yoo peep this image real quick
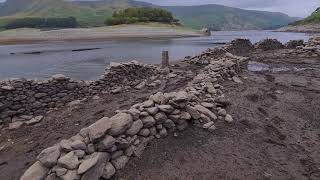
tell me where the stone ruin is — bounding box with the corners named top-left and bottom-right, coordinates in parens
top-left (254, 38), bottom-right (284, 51)
top-left (0, 61), bottom-right (159, 128)
top-left (20, 45), bottom-right (246, 180)
top-left (285, 40), bottom-right (305, 49)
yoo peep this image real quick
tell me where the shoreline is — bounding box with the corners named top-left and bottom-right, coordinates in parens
top-left (0, 24), bottom-right (203, 45)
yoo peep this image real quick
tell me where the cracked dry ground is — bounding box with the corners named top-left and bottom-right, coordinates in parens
top-left (1, 52), bottom-right (320, 180)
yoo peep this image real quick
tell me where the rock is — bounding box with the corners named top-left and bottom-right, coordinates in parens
top-left (102, 162), bottom-right (116, 179)
top-left (232, 76), bottom-right (243, 84)
top-left (127, 108), bottom-right (140, 120)
top-left (168, 73), bottom-right (177, 78)
top-left (139, 128), bottom-right (150, 137)
top-left (109, 113), bottom-right (133, 136)
top-left (8, 121), bottom-right (24, 130)
top-left (126, 119), bottom-right (143, 136)
top-left (58, 151), bottom-right (80, 170)
top-left (20, 161), bottom-right (49, 180)
top-left (208, 125), bottom-right (217, 132)
top-left (135, 81), bottom-right (146, 89)
top-left (194, 105), bottom-right (217, 120)
top-left (70, 140), bottom-right (87, 151)
top-left (159, 128), bottom-right (168, 137)
top-left (67, 100), bottom-right (81, 107)
top-left (78, 152), bottom-right (109, 176)
top-left (92, 95), bottom-right (100, 100)
top-left (142, 100), bottom-right (154, 108)
top-left (111, 155), bottom-right (129, 170)
top-left (98, 135), bottom-right (116, 150)
top-left (1, 85), bottom-right (15, 91)
top-left (141, 116), bottom-right (156, 128)
top-left (111, 150), bottom-right (124, 160)
top-left (218, 109), bottom-right (227, 117)
top-left (111, 87), bottom-right (122, 94)
top-left (163, 119), bottom-right (175, 129)
top-left (225, 114), bottom-right (234, 123)
top-left (180, 111), bottom-right (191, 120)
top-left (26, 116), bottom-right (44, 125)
top-left (37, 145), bottom-right (61, 167)
top-left (174, 91), bottom-right (189, 102)
top-left (53, 166), bottom-right (67, 176)
top-left (82, 117), bottom-right (112, 142)
top-left (133, 137), bottom-right (153, 157)
top-left (60, 170), bottom-right (80, 180)
top-left (203, 121), bottom-right (214, 129)
top-left (60, 140), bottom-right (72, 152)
top-left (177, 122), bottom-right (188, 131)
top-left (149, 92), bottom-right (166, 104)
top-left (158, 105), bottom-right (174, 113)
top-left (145, 107), bottom-right (159, 115)
top-left (201, 102), bottom-right (214, 108)
top-left (45, 173), bottom-right (59, 180)
top-left (186, 105), bottom-right (201, 119)
top-left (52, 74), bottom-right (67, 81)
top-left (154, 112), bottom-right (167, 124)
top-left (74, 150), bottom-right (85, 159)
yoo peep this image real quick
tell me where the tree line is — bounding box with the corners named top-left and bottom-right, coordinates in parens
top-left (4, 17), bottom-right (78, 29)
top-left (105, 7), bottom-right (179, 25)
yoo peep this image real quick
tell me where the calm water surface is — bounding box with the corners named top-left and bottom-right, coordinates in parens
top-left (0, 30), bottom-right (314, 80)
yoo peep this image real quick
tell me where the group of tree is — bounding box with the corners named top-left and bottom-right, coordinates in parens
top-left (4, 17), bottom-right (78, 29)
top-left (105, 7), bottom-right (179, 25)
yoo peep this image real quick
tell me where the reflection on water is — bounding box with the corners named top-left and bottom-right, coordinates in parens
top-left (0, 30), bottom-right (314, 80)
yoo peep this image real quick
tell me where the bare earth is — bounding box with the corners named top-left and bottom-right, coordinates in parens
top-left (0, 49), bottom-right (320, 180)
top-left (0, 24), bottom-right (202, 45)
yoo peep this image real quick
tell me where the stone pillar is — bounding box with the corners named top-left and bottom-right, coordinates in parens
top-left (162, 51), bottom-right (169, 68)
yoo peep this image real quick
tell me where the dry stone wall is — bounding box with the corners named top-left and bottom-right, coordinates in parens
top-left (20, 45), bottom-right (248, 180)
top-left (0, 61), bottom-right (158, 128)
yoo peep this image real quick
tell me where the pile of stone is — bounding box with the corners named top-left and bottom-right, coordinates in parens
top-left (308, 36), bottom-right (320, 46)
top-left (98, 61), bottom-right (158, 87)
top-left (21, 47), bottom-right (245, 180)
top-left (184, 39), bottom-right (252, 64)
top-left (0, 75), bottom-right (89, 128)
top-left (285, 40), bottom-right (305, 49)
top-left (254, 39), bottom-right (284, 51)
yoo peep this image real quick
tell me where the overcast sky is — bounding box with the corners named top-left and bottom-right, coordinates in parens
top-left (0, 0), bottom-right (319, 17)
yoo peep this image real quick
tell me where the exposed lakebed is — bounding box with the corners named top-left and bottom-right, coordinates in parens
top-left (0, 30), bottom-right (314, 80)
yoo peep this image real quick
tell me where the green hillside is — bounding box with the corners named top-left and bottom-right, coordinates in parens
top-left (163, 5), bottom-right (297, 30)
top-left (290, 7), bottom-right (320, 25)
top-left (0, 0), bottom-right (297, 30)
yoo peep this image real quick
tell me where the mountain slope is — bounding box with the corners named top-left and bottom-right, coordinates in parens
top-left (163, 5), bottom-right (297, 30)
top-left (0, 0), bottom-right (297, 30)
top-left (290, 7), bottom-right (320, 25)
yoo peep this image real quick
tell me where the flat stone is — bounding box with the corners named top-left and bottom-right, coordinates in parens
top-left (21, 161), bottom-right (49, 180)
top-left (58, 151), bottom-right (80, 170)
top-left (126, 120), bottom-right (143, 136)
top-left (109, 113), bottom-right (133, 136)
top-left (26, 116), bottom-right (44, 125)
top-left (52, 74), bottom-right (67, 81)
top-left (203, 121), bottom-right (214, 129)
top-left (37, 145), bottom-right (61, 167)
top-left (9, 121), bottom-right (24, 130)
top-left (145, 107), bottom-right (159, 115)
top-left (186, 105), bottom-right (201, 119)
top-left (111, 155), bottom-right (129, 170)
top-left (141, 116), bottom-right (156, 128)
top-left (60, 170), bottom-right (80, 180)
top-left (70, 140), bottom-right (87, 151)
top-left (78, 152), bottom-right (109, 175)
top-left (232, 76), bottom-right (244, 84)
top-left (81, 117), bottom-right (112, 142)
top-left (142, 100), bottom-right (154, 108)
top-left (201, 102), bottom-right (214, 108)
top-left (134, 81), bottom-right (146, 90)
top-left (111, 87), bottom-right (123, 94)
top-left (67, 100), bottom-right (81, 107)
top-left (195, 105), bottom-right (217, 120)
top-left (158, 105), bottom-right (174, 113)
top-left (102, 162), bottom-right (116, 179)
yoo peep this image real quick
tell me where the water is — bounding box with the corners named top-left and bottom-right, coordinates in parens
top-left (0, 30), bottom-right (314, 80)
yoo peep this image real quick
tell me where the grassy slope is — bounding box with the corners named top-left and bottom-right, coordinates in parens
top-left (291, 8), bottom-right (320, 25)
top-left (163, 5), bottom-right (296, 30)
top-left (0, 0), bottom-right (297, 30)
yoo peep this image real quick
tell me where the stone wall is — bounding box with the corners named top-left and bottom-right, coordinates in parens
top-left (254, 39), bottom-right (284, 50)
top-left (20, 47), bottom-right (247, 180)
top-left (0, 61), bottom-right (158, 128)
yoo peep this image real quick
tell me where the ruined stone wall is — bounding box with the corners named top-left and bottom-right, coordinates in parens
top-left (0, 61), bottom-right (158, 127)
top-left (20, 48), bottom-right (247, 180)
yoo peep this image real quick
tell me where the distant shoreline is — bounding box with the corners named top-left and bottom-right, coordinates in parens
top-left (0, 24), bottom-right (202, 45)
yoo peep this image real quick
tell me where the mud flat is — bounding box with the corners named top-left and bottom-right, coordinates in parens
top-left (0, 37), bottom-right (319, 180)
top-left (0, 24), bottom-right (202, 45)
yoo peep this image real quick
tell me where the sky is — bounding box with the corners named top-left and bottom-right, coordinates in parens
top-left (0, 0), bottom-right (319, 17)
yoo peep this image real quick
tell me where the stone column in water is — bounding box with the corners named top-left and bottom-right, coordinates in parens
top-left (162, 51), bottom-right (169, 68)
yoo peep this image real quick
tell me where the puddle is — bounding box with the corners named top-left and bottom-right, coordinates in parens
top-left (247, 61), bottom-right (313, 73)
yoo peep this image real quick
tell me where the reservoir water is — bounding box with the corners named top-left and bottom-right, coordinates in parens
top-left (0, 30), bottom-right (314, 80)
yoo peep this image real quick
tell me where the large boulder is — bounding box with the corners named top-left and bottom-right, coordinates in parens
top-left (81, 117), bottom-right (112, 142)
top-left (58, 151), bottom-right (80, 170)
top-left (79, 152), bottom-right (109, 180)
top-left (126, 119), bottom-right (143, 136)
top-left (109, 113), bottom-right (133, 136)
top-left (20, 161), bottom-right (49, 180)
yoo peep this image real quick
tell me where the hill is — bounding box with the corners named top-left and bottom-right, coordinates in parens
top-left (278, 7), bottom-right (320, 33)
top-left (163, 5), bottom-right (297, 30)
top-left (0, 0), bottom-right (297, 30)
